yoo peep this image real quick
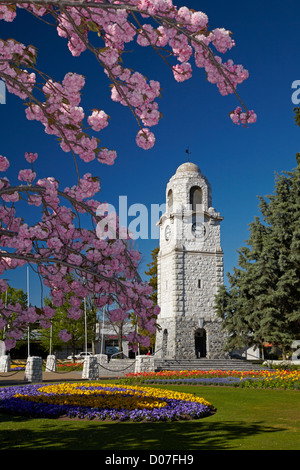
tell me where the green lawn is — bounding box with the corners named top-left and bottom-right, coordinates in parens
top-left (0, 384), bottom-right (299, 451)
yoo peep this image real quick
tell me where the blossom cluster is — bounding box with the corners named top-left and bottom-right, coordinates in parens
top-left (0, 36), bottom-right (116, 165)
top-left (26, 72), bottom-right (114, 164)
top-left (0, 0), bottom-right (256, 164)
top-left (230, 107), bottom-right (257, 126)
top-left (0, 152), bottom-right (158, 351)
top-left (0, 0), bottom-right (256, 352)
top-left (0, 382), bottom-right (215, 421)
top-left (0, 38), bottom-right (36, 99)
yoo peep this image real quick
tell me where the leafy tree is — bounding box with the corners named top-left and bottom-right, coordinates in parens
top-left (215, 154), bottom-right (300, 359)
top-left (0, 285), bottom-right (27, 348)
top-left (38, 293), bottom-right (99, 358)
top-left (0, 285), bottom-right (27, 312)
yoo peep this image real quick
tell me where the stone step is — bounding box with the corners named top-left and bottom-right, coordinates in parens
top-left (154, 359), bottom-right (267, 372)
top-left (95, 358), bottom-right (267, 377)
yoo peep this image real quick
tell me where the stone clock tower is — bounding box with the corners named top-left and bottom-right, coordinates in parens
top-left (155, 162), bottom-right (227, 359)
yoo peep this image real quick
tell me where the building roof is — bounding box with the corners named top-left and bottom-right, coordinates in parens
top-left (175, 162), bottom-right (201, 174)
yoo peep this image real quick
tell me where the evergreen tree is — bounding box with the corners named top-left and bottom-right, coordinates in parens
top-left (145, 246), bottom-right (159, 304)
top-left (215, 154), bottom-right (300, 359)
top-left (142, 246), bottom-right (159, 351)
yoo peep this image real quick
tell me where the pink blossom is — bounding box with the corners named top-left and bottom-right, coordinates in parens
top-left (177, 6), bottom-right (191, 25)
top-left (4, 338), bottom-right (16, 351)
top-left (25, 306), bottom-right (39, 323)
top-left (191, 11), bottom-right (208, 30)
top-left (98, 149), bottom-right (117, 165)
top-left (1, 191), bottom-right (19, 202)
top-left (136, 128), bottom-right (155, 150)
top-left (247, 110), bottom-right (257, 123)
top-left (67, 253), bottom-right (82, 265)
top-left (173, 62), bottom-right (192, 82)
top-left (230, 107), bottom-right (257, 126)
top-left (0, 155), bottom-right (9, 172)
top-left (69, 296), bottom-right (82, 308)
top-left (25, 152), bottom-right (38, 163)
top-left (0, 278), bottom-right (8, 293)
top-left (58, 329), bottom-right (72, 342)
top-left (18, 169), bottom-right (36, 183)
top-left (88, 110), bottom-right (109, 132)
top-left (0, 5), bottom-right (17, 22)
top-left (40, 320), bottom-right (51, 329)
top-left (43, 305), bottom-right (56, 318)
top-left (47, 237), bottom-right (64, 251)
top-left (67, 306), bottom-right (82, 320)
top-left (28, 195), bottom-right (42, 206)
top-left (137, 24), bottom-right (157, 46)
top-left (109, 308), bottom-right (128, 323)
top-left (153, 305), bottom-right (161, 316)
top-left (212, 28), bottom-right (235, 54)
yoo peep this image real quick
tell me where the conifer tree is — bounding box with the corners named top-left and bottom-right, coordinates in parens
top-left (145, 247), bottom-right (159, 305)
top-left (215, 154), bottom-right (300, 359)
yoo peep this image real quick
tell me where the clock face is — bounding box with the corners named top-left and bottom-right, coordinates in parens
top-left (192, 222), bottom-right (206, 238)
top-left (165, 225), bottom-right (171, 241)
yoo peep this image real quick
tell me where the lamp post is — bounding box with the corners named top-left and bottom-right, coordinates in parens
top-left (27, 266), bottom-right (30, 357)
top-left (84, 296), bottom-right (87, 354)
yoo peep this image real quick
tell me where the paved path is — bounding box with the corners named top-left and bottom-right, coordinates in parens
top-left (0, 370), bottom-right (119, 386)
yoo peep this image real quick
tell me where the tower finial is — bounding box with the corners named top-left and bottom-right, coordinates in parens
top-left (185, 147), bottom-right (191, 162)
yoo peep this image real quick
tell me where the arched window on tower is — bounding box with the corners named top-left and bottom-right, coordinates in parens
top-left (167, 189), bottom-right (173, 213)
top-left (190, 186), bottom-right (202, 211)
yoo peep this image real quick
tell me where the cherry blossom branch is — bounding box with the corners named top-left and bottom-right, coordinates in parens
top-left (0, 0), bottom-right (257, 351)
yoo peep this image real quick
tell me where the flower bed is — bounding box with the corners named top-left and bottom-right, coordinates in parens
top-left (57, 362), bottom-right (83, 371)
top-left (122, 369), bottom-right (300, 390)
top-left (0, 382), bottom-right (215, 422)
top-left (11, 365), bottom-right (25, 371)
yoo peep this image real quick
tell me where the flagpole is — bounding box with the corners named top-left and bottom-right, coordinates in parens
top-left (27, 266), bottom-right (30, 357)
top-left (101, 307), bottom-right (105, 353)
top-left (84, 296), bottom-right (87, 354)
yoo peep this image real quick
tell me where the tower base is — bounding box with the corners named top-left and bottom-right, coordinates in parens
top-left (155, 317), bottom-right (228, 360)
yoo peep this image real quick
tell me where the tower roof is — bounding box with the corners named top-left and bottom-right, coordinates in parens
top-left (175, 162), bottom-right (201, 174)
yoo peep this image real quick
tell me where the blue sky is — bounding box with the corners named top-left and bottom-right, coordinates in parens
top-left (1, 0), bottom-right (299, 306)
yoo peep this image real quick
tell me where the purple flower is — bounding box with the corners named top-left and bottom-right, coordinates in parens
top-left (0, 383), bottom-right (214, 422)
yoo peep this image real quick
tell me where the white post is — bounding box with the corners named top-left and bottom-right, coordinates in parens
top-left (135, 355), bottom-right (155, 374)
top-left (27, 266), bottom-right (30, 357)
top-left (46, 354), bottom-right (56, 372)
top-left (0, 355), bottom-right (10, 372)
top-left (101, 308), bottom-right (105, 353)
top-left (24, 356), bottom-right (43, 383)
top-left (84, 297), bottom-right (87, 354)
top-left (82, 356), bottom-right (99, 380)
top-left (49, 323), bottom-right (52, 356)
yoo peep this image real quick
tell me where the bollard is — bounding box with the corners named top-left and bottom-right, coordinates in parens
top-left (24, 356), bottom-right (43, 383)
top-left (0, 355), bottom-right (10, 372)
top-left (135, 355), bottom-right (155, 374)
top-left (46, 354), bottom-right (57, 372)
top-left (95, 354), bottom-right (108, 376)
top-left (82, 355), bottom-right (99, 380)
